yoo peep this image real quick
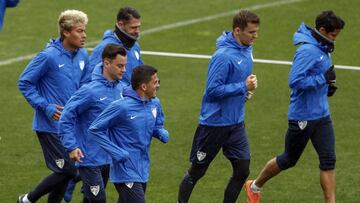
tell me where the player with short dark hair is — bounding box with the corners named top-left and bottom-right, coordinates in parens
top-left (59, 44), bottom-right (127, 203)
top-left (17, 9), bottom-right (90, 203)
top-left (89, 65), bottom-right (169, 203)
top-left (245, 10), bottom-right (345, 203)
top-left (90, 6), bottom-right (142, 86)
top-left (117, 6), bottom-right (141, 23)
top-left (178, 10), bottom-right (259, 203)
top-left (64, 7), bottom-right (144, 200)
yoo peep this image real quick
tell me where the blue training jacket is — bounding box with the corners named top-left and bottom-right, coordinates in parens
top-left (199, 31), bottom-right (253, 126)
top-left (89, 88), bottom-right (169, 183)
top-left (89, 30), bottom-right (143, 86)
top-left (0, 0), bottom-right (19, 31)
top-left (288, 23), bottom-right (332, 121)
top-left (58, 63), bottom-right (124, 166)
top-left (18, 38), bottom-right (91, 133)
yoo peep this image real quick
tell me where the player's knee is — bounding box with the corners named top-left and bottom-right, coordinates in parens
top-left (319, 155), bottom-right (336, 170)
top-left (233, 169), bottom-right (249, 182)
top-left (188, 163), bottom-right (209, 182)
top-left (231, 159), bottom-right (250, 181)
top-left (277, 154), bottom-right (298, 170)
top-left (283, 159), bottom-right (297, 169)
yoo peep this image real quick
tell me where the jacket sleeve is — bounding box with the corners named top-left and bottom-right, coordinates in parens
top-left (289, 50), bottom-right (327, 91)
top-left (152, 99), bottom-right (169, 143)
top-left (88, 102), bottom-right (129, 163)
top-left (18, 52), bottom-right (50, 111)
top-left (58, 86), bottom-right (93, 152)
top-left (206, 54), bottom-right (247, 99)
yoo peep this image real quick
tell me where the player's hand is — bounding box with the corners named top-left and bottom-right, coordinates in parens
top-left (246, 74), bottom-right (257, 91)
top-left (158, 128), bottom-right (169, 143)
top-left (69, 148), bottom-right (84, 162)
top-left (246, 91), bottom-right (254, 101)
top-left (51, 105), bottom-right (64, 121)
top-left (45, 104), bottom-right (64, 121)
top-left (327, 83), bottom-right (338, 97)
top-left (324, 65), bottom-right (336, 84)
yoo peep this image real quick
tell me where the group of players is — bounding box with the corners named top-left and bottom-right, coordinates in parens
top-left (17, 7), bottom-right (168, 203)
top-left (16, 5), bottom-right (345, 203)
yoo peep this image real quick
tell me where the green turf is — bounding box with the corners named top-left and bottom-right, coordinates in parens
top-left (1, 0), bottom-right (360, 202)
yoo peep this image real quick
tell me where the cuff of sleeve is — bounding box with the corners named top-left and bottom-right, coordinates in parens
top-left (38, 102), bottom-right (50, 111)
top-left (242, 83), bottom-right (247, 95)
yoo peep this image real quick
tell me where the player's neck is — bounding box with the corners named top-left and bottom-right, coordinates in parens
top-left (135, 89), bottom-right (151, 100)
top-left (62, 39), bottom-right (77, 53)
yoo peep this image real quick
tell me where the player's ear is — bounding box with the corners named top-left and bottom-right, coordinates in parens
top-left (63, 30), bottom-right (71, 38)
top-left (140, 83), bottom-right (147, 92)
top-left (233, 27), bottom-right (241, 34)
top-left (103, 59), bottom-right (110, 67)
top-left (318, 27), bottom-right (327, 35)
top-left (117, 20), bottom-right (125, 28)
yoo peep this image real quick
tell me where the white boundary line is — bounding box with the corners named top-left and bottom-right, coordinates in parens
top-left (0, 0), bottom-right (304, 66)
top-left (140, 50), bottom-right (360, 71)
top-left (140, 0), bottom-right (305, 35)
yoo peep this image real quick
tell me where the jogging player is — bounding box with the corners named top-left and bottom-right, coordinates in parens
top-left (59, 44), bottom-right (127, 203)
top-left (178, 10), bottom-right (259, 203)
top-left (17, 10), bottom-right (90, 203)
top-left (89, 65), bottom-right (169, 203)
top-left (90, 6), bottom-right (142, 86)
top-left (245, 10), bottom-right (345, 203)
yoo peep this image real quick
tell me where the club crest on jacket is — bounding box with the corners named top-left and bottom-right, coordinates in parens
top-left (79, 60), bottom-right (85, 71)
top-left (152, 107), bottom-right (157, 118)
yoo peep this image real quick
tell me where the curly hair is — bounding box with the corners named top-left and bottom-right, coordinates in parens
top-left (58, 9), bottom-right (88, 38)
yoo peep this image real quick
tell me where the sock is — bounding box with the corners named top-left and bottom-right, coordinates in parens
top-left (22, 194), bottom-right (31, 203)
top-left (250, 180), bottom-right (262, 193)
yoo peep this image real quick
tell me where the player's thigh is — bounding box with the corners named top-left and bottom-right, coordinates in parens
top-left (223, 122), bottom-right (250, 160)
top-left (36, 131), bottom-right (75, 173)
top-left (190, 125), bottom-right (230, 165)
top-left (99, 164), bottom-right (110, 188)
top-left (78, 166), bottom-right (106, 199)
top-left (310, 116), bottom-right (336, 168)
top-left (115, 182), bottom-right (146, 203)
top-left (283, 120), bottom-right (313, 159)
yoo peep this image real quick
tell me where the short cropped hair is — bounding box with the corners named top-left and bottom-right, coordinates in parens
top-left (131, 65), bottom-right (157, 90)
top-left (233, 10), bottom-right (260, 30)
top-left (117, 7), bottom-right (141, 22)
top-left (58, 10), bottom-right (88, 38)
top-left (315, 10), bottom-right (345, 32)
top-left (102, 44), bottom-right (127, 60)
